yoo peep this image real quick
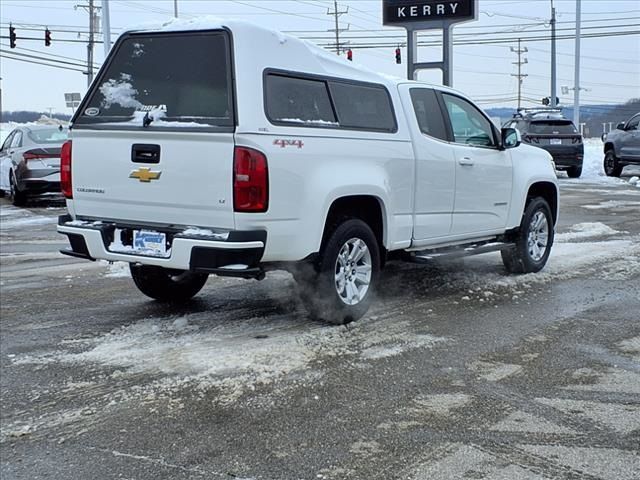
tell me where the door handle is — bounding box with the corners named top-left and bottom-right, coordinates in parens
top-left (131, 144), bottom-right (161, 163)
top-left (458, 157), bottom-right (475, 166)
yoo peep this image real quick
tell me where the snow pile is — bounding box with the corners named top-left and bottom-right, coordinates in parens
top-left (582, 200), bottom-right (640, 210)
top-left (555, 222), bottom-right (621, 242)
top-left (12, 313), bottom-right (448, 405)
top-left (103, 261), bottom-right (131, 278)
top-left (570, 138), bottom-right (640, 184)
top-left (180, 228), bottom-right (229, 240)
top-left (503, 239), bottom-right (639, 285)
top-left (1, 118), bottom-right (68, 145)
top-left (33, 115), bottom-right (67, 126)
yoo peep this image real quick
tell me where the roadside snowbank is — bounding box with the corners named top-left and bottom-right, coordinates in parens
top-left (569, 138), bottom-right (640, 185)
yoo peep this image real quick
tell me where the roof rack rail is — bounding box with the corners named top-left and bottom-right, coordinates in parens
top-left (512, 107), bottom-right (564, 119)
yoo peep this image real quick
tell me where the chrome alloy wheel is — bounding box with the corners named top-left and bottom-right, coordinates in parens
top-left (334, 237), bottom-right (372, 306)
top-left (527, 211), bottom-right (549, 261)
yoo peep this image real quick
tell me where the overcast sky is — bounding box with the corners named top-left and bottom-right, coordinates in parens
top-left (1, 0), bottom-right (639, 114)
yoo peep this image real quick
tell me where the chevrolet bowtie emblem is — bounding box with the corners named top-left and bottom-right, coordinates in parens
top-left (129, 167), bottom-right (161, 182)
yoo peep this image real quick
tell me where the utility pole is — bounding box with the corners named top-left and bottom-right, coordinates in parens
top-left (76, 0), bottom-right (99, 87)
top-left (550, 0), bottom-right (557, 107)
top-left (327, 0), bottom-right (348, 55)
top-left (174, 0), bottom-right (178, 18)
top-left (88, 0), bottom-right (95, 87)
top-left (573, 0), bottom-right (582, 126)
top-left (510, 39), bottom-right (528, 110)
top-left (102, 0), bottom-right (111, 57)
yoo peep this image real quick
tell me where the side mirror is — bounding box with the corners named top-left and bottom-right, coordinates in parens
top-left (501, 127), bottom-right (521, 149)
top-left (616, 122), bottom-right (626, 130)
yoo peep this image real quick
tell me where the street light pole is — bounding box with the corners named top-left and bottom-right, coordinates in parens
top-left (550, 0), bottom-right (557, 107)
top-left (102, 0), bottom-right (111, 57)
top-left (573, 0), bottom-right (582, 126)
top-left (87, 0), bottom-right (95, 87)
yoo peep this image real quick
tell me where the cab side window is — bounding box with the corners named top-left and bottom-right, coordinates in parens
top-left (442, 93), bottom-right (496, 147)
top-left (627, 115), bottom-right (639, 131)
top-left (409, 88), bottom-right (448, 141)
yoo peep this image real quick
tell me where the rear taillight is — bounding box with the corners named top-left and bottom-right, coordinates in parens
top-left (233, 146), bottom-right (268, 213)
top-left (60, 140), bottom-right (72, 198)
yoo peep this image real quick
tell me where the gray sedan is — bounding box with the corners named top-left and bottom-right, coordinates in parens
top-left (0, 125), bottom-right (68, 206)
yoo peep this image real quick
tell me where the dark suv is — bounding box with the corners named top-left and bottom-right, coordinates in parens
top-left (602, 112), bottom-right (640, 177)
top-left (504, 109), bottom-right (584, 178)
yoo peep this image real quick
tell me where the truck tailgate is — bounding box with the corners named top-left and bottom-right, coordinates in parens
top-left (71, 129), bottom-right (235, 229)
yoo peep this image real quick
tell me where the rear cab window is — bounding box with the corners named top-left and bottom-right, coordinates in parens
top-left (74, 30), bottom-right (234, 130)
top-left (409, 88), bottom-right (447, 141)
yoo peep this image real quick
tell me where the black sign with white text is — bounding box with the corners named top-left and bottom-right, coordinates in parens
top-left (383, 0), bottom-right (475, 25)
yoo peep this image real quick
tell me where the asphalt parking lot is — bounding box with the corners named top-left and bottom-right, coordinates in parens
top-left (1, 173), bottom-right (639, 480)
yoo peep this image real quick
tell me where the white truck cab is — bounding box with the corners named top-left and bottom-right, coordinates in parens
top-left (58, 18), bottom-right (559, 324)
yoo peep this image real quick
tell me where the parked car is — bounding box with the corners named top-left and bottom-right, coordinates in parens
top-left (0, 125), bottom-right (68, 205)
top-left (504, 109), bottom-right (584, 178)
top-left (57, 19), bottom-right (558, 324)
top-left (601, 112), bottom-right (640, 177)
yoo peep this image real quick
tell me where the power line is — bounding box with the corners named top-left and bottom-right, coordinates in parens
top-left (0, 47), bottom-right (88, 68)
top-left (8, 44), bottom-right (100, 66)
top-left (313, 30), bottom-right (639, 49)
top-left (0, 52), bottom-right (87, 72)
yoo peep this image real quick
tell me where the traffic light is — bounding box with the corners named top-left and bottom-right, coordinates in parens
top-left (45, 28), bottom-right (51, 47)
top-left (9, 24), bottom-right (17, 49)
top-left (395, 47), bottom-right (401, 64)
top-left (346, 49), bottom-right (353, 61)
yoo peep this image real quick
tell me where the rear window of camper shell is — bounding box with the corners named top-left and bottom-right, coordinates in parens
top-left (74, 31), bottom-right (234, 129)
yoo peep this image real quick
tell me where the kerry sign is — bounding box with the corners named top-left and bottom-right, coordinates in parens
top-left (382, 0), bottom-right (478, 85)
top-left (383, 0), bottom-right (477, 27)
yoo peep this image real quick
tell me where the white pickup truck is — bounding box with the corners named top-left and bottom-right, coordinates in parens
top-left (58, 18), bottom-right (559, 324)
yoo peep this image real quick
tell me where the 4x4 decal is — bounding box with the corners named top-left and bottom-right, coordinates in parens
top-left (274, 139), bottom-right (304, 149)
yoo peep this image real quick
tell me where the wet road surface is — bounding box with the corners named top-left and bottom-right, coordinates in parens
top-left (1, 175), bottom-right (639, 480)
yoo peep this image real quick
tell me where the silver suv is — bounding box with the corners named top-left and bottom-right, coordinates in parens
top-left (602, 112), bottom-right (640, 177)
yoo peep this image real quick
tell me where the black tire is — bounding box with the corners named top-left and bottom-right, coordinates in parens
top-left (9, 174), bottom-right (27, 207)
top-left (604, 150), bottom-right (622, 177)
top-left (0, 189), bottom-right (5, 198)
top-left (129, 264), bottom-right (208, 303)
top-left (566, 166), bottom-right (582, 178)
top-left (501, 197), bottom-right (554, 274)
top-left (294, 218), bottom-right (380, 325)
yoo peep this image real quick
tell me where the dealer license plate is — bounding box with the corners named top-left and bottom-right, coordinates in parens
top-left (550, 138), bottom-right (562, 145)
top-left (133, 230), bottom-right (167, 256)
